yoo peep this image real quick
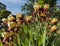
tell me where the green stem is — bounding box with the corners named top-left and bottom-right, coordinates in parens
top-left (43, 23), bottom-right (47, 46)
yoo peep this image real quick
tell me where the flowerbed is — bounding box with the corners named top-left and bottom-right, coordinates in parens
top-left (0, 2), bottom-right (60, 46)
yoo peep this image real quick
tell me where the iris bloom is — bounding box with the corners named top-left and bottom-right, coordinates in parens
top-left (8, 14), bottom-right (15, 21)
top-left (33, 2), bottom-right (40, 12)
top-left (40, 13), bottom-right (46, 17)
top-left (50, 25), bottom-right (57, 32)
top-left (2, 32), bottom-right (6, 37)
top-left (51, 18), bottom-right (58, 24)
top-left (2, 18), bottom-right (8, 24)
top-left (8, 22), bottom-right (16, 28)
top-left (16, 13), bottom-right (22, 18)
top-left (44, 4), bottom-right (50, 10)
top-left (2, 32), bottom-right (9, 38)
top-left (24, 16), bottom-right (32, 22)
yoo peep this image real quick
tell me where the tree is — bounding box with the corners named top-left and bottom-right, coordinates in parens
top-left (38, 0), bottom-right (57, 7)
top-left (21, 0), bottom-right (36, 15)
top-left (0, 10), bottom-right (11, 18)
top-left (21, 0), bottom-right (57, 15)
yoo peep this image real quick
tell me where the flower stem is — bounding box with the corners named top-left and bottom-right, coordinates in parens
top-left (43, 23), bottom-right (47, 46)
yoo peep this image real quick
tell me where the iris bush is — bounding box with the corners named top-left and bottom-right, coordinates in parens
top-left (0, 2), bottom-right (60, 46)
